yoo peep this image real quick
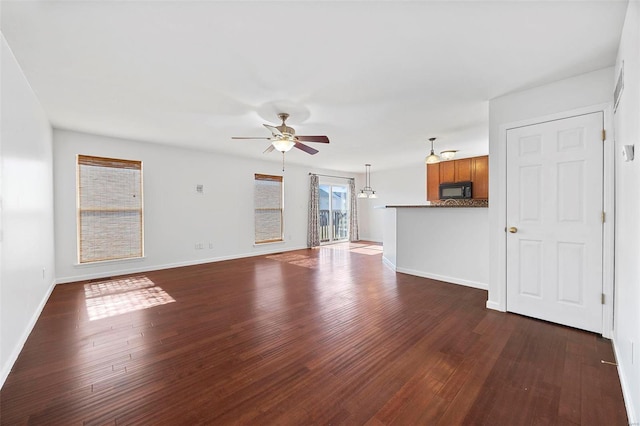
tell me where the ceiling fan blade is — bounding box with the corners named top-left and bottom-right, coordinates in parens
top-left (263, 144), bottom-right (275, 154)
top-left (294, 141), bottom-right (319, 155)
top-left (232, 137), bottom-right (271, 140)
top-left (295, 135), bottom-right (330, 143)
top-left (263, 124), bottom-right (283, 137)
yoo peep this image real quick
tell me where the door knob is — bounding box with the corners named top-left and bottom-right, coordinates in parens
top-left (509, 227), bottom-right (518, 233)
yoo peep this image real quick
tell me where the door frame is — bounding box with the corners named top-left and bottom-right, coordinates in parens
top-left (489, 103), bottom-right (614, 338)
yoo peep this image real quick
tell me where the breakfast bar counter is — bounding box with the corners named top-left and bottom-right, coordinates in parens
top-left (383, 202), bottom-right (489, 290)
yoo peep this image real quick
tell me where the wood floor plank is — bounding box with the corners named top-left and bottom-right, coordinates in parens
top-left (0, 244), bottom-right (628, 425)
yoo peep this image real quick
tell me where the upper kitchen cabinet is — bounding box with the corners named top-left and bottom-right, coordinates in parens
top-left (439, 161), bottom-right (455, 184)
top-left (426, 163), bottom-right (440, 201)
top-left (455, 158), bottom-right (472, 182)
top-left (471, 156), bottom-right (488, 199)
top-left (426, 155), bottom-right (489, 200)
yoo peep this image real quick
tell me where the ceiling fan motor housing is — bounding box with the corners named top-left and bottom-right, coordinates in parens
top-left (276, 125), bottom-right (296, 136)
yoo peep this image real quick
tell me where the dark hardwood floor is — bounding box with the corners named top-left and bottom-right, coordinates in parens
top-left (1, 243), bottom-right (628, 425)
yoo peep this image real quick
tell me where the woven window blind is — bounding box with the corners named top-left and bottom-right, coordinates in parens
top-left (254, 174), bottom-right (283, 244)
top-left (77, 155), bottom-right (143, 263)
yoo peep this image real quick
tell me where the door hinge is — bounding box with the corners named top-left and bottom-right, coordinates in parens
top-left (601, 211), bottom-right (606, 223)
top-left (602, 129), bottom-right (606, 141)
top-left (601, 293), bottom-right (605, 305)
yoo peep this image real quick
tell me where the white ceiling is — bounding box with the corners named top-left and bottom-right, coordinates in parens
top-left (1, 1), bottom-right (627, 172)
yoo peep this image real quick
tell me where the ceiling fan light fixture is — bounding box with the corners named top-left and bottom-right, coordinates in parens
top-left (440, 150), bottom-right (458, 161)
top-left (271, 138), bottom-right (296, 152)
top-left (357, 190), bottom-right (368, 199)
top-left (425, 137), bottom-right (441, 164)
top-left (369, 191), bottom-right (378, 199)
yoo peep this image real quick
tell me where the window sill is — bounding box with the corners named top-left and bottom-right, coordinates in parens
top-left (253, 240), bottom-right (285, 247)
top-left (74, 256), bottom-right (145, 268)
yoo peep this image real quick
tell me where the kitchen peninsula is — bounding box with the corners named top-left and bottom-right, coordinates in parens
top-left (383, 155), bottom-right (490, 290)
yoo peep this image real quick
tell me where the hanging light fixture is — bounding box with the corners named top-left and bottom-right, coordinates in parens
top-left (425, 137), bottom-right (440, 164)
top-left (271, 137), bottom-right (296, 152)
top-left (440, 150), bottom-right (458, 161)
top-left (358, 164), bottom-right (377, 198)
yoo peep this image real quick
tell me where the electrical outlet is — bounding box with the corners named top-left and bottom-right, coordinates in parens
top-left (195, 243), bottom-right (204, 250)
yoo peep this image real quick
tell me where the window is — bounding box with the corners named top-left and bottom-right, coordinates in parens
top-left (77, 155), bottom-right (143, 263)
top-left (254, 174), bottom-right (283, 244)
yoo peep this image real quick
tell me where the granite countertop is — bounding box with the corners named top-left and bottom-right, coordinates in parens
top-left (386, 199), bottom-right (488, 208)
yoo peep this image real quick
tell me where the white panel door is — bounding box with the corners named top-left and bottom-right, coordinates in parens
top-left (506, 112), bottom-right (603, 333)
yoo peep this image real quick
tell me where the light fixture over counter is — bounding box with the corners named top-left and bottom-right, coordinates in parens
top-left (440, 150), bottom-right (458, 161)
top-left (425, 137), bottom-right (440, 164)
top-left (425, 137), bottom-right (458, 163)
top-left (358, 164), bottom-right (377, 199)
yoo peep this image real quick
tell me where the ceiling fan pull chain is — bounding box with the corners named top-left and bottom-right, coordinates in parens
top-left (282, 152), bottom-right (285, 172)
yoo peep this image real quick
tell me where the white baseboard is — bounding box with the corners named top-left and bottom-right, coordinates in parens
top-left (0, 279), bottom-right (56, 389)
top-left (612, 335), bottom-right (638, 425)
top-left (55, 245), bottom-right (308, 284)
top-left (395, 267), bottom-right (488, 290)
top-left (485, 300), bottom-right (505, 312)
top-left (382, 256), bottom-right (396, 271)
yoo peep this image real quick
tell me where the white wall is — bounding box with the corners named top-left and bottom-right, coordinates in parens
top-left (53, 129), bottom-right (359, 283)
top-left (612, 1), bottom-right (640, 421)
top-left (358, 163), bottom-right (426, 242)
top-left (487, 67), bottom-right (614, 311)
top-left (394, 207), bottom-right (489, 289)
top-left (0, 35), bottom-right (56, 386)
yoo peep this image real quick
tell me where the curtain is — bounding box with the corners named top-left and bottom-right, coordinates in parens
top-left (349, 178), bottom-right (359, 242)
top-left (307, 174), bottom-right (320, 247)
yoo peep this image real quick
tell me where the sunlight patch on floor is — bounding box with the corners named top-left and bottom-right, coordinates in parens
top-left (266, 243), bottom-right (383, 270)
top-left (320, 242), bottom-right (383, 255)
top-left (266, 253), bottom-right (318, 269)
top-left (84, 276), bottom-right (175, 321)
top-left (265, 253), bottom-right (309, 263)
top-left (350, 247), bottom-right (383, 255)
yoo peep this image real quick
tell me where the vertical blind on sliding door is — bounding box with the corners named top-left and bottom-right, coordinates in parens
top-left (254, 174), bottom-right (283, 244)
top-left (77, 155), bottom-right (143, 263)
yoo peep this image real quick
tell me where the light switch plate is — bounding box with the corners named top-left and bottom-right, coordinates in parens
top-left (622, 145), bottom-right (634, 162)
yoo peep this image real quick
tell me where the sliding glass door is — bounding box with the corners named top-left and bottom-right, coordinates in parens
top-left (319, 183), bottom-right (349, 244)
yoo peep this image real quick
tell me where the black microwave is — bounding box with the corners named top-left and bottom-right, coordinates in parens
top-left (439, 181), bottom-right (472, 199)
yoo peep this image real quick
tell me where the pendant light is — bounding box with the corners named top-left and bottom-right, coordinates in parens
top-left (425, 137), bottom-right (440, 164)
top-left (358, 164), bottom-right (377, 198)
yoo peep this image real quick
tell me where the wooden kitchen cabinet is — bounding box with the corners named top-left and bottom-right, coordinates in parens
top-left (472, 155), bottom-right (489, 199)
top-left (439, 161), bottom-right (455, 183)
top-left (426, 155), bottom-right (489, 201)
top-left (455, 158), bottom-right (472, 182)
top-left (426, 163), bottom-right (440, 201)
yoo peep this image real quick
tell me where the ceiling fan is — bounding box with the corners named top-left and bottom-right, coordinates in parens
top-left (232, 113), bottom-right (330, 155)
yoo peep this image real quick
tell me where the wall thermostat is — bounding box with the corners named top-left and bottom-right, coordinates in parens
top-left (622, 145), bottom-right (634, 162)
